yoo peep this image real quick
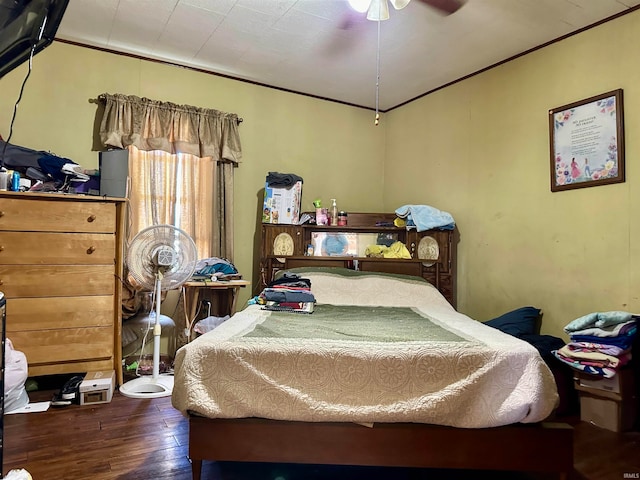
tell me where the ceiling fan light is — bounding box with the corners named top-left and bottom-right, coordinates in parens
top-left (367, 0), bottom-right (389, 21)
top-left (389, 0), bottom-right (411, 10)
top-left (347, 0), bottom-right (371, 13)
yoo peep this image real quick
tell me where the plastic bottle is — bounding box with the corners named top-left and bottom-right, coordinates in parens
top-left (330, 198), bottom-right (338, 226)
top-left (0, 168), bottom-right (8, 191)
top-left (11, 171), bottom-right (20, 192)
top-left (338, 211), bottom-right (348, 226)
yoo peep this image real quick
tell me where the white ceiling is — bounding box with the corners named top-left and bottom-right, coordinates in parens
top-left (55, 0), bottom-right (640, 111)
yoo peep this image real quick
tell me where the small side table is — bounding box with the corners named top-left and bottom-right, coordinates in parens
top-left (182, 279), bottom-right (251, 341)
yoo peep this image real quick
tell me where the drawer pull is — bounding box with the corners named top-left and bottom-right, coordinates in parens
top-left (0, 279), bottom-right (3, 285)
top-left (87, 214), bottom-right (97, 222)
top-left (0, 211), bottom-right (4, 217)
top-left (87, 246), bottom-right (96, 254)
top-left (0, 245), bottom-right (4, 252)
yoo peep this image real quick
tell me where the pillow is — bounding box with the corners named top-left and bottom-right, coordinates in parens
top-left (484, 306), bottom-right (541, 337)
top-left (273, 267), bottom-right (438, 308)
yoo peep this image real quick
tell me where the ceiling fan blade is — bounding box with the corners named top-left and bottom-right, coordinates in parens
top-left (417, 0), bottom-right (465, 15)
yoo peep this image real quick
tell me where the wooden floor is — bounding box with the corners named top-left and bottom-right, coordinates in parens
top-left (3, 387), bottom-right (639, 480)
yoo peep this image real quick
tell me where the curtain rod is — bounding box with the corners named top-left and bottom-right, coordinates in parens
top-left (93, 95), bottom-right (243, 125)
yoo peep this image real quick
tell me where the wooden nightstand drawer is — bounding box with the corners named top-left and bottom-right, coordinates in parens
top-left (0, 231), bottom-right (115, 264)
top-left (0, 197), bottom-right (116, 233)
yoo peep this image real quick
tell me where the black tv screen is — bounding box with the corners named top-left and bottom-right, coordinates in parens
top-left (0, 0), bottom-right (69, 79)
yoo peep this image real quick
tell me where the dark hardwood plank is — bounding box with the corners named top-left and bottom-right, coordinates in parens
top-left (3, 389), bottom-right (639, 480)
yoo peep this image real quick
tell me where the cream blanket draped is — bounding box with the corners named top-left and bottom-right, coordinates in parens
top-left (173, 270), bottom-right (559, 428)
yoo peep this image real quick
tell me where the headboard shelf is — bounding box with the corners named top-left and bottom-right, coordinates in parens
top-left (260, 212), bottom-right (457, 307)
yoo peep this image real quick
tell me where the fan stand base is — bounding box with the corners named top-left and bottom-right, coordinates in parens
top-left (119, 374), bottom-right (174, 399)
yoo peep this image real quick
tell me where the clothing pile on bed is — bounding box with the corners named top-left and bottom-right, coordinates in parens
top-left (259, 272), bottom-right (315, 314)
top-left (552, 311), bottom-right (638, 378)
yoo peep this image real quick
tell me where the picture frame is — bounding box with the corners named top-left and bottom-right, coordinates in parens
top-left (549, 89), bottom-right (624, 192)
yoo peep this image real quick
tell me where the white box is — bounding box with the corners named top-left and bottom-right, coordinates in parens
top-left (575, 368), bottom-right (634, 395)
top-left (578, 374), bottom-right (621, 394)
top-left (80, 370), bottom-right (115, 405)
top-left (262, 181), bottom-right (302, 225)
top-left (579, 393), bottom-right (636, 432)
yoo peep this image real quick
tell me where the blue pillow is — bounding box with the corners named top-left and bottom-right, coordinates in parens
top-left (484, 306), bottom-right (541, 337)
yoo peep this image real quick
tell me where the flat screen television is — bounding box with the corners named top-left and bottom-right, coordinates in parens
top-left (0, 0), bottom-right (69, 79)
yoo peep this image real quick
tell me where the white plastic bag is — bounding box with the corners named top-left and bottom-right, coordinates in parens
top-left (194, 315), bottom-right (230, 335)
top-left (4, 338), bottom-right (29, 413)
top-left (5, 469), bottom-right (32, 480)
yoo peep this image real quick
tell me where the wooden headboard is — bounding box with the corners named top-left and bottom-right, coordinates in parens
top-left (260, 212), bottom-right (457, 307)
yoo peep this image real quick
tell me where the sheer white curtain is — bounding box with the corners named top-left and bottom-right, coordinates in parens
top-left (127, 146), bottom-right (215, 256)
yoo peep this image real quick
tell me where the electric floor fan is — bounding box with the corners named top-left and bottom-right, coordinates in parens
top-left (119, 224), bottom-right (197, 399)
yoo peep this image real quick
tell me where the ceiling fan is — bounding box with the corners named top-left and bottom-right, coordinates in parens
top-left (348, 0), bottom-right (465, 21)
top-left (341, 0), bottom-right (466, 125)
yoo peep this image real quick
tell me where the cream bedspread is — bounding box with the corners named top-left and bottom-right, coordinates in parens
top-left (172, 270), bottom-right (559, 428)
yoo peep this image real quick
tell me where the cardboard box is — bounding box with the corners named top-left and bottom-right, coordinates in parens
top-left (80, 370), bottom-right (115, 405)
top-left (262, 181), bottom-right (302, 225)
top-left (574, 368), bottom-right (634, 395)
top-left (579, 393), bottom-right (636, 432)
top-left (577, 373), bottom-right (622, 394)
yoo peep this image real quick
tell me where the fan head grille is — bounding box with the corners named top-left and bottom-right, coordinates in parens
top-left (126, 225), bottom-right (198, 291)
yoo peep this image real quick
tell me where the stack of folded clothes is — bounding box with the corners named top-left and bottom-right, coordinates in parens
top-left (552, 311), bottom-right (638, 378)
top-left (260, 272), bottom-right (316, 314)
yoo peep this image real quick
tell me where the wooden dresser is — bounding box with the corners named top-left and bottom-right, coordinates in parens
top-left (260, 212), bottom-right (457, 307)
top-left (0, 192), bottom-right (126, 385)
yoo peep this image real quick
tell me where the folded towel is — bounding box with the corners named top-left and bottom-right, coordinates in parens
top-left (558, 345), bottom-right (623, 368)
top-left (564, 311), bottom-right (634, 333)
top-left (570, 332), bottom-right (636, 350)
top-left (564, 341), bottom-right (628, 357)
top-left (261, 288), bottom-right (315, 304)
top-left (263, 301), bottom-right (315, 314)
top-left (568, 320), bottom-right (636, 338)
top-left (395, 204), bottom-right (455, 232)
top-left (552, 350), bottom-right (617, 378)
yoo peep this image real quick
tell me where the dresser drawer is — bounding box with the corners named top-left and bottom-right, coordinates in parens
top-left (29, 359), bottom-right (116, 378)
top-left (0, 231), bottom-right (115, 264)
top-left (6, 296), bottom-right (114, 331)
top-left (9, 326), bottom-right (114, 365)
top-left (0, 197), bottom-right (116, 233)
top-left (0, 265), bottom-right (115, 297)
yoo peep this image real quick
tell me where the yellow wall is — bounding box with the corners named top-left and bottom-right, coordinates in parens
top-left (384, 10), bottom-right (640, 338)
top-left (1, 9), bottom-right (639, 340)
top-left (0, 42), bottom-right (386, 306)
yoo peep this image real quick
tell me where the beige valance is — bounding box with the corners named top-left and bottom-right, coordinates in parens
top-left (98, 93), bottom-right (242, 163)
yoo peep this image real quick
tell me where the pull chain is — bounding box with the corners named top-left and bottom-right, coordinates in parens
top-left (375, 17), bottom-right (381, 126)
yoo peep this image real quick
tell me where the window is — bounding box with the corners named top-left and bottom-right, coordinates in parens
top-left (127, 146), bottom-right (214, 257)
top-left (98, 93), bottom-right (242, 260)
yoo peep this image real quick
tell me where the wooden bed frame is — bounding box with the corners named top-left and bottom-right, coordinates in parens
top-left (186, 221), bottom-right (575, 479)
top-left (188, 417), bottom-right (574, 480)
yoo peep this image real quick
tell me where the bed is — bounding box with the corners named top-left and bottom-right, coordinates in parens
top-left (172, 267), bottom-right (574, 480)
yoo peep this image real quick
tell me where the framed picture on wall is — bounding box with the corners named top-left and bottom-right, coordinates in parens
top-left (549, 89), bottom-right (624, 192)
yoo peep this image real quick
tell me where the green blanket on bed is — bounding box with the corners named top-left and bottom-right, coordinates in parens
top-left (244, 304), bottom-right (465, 342)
